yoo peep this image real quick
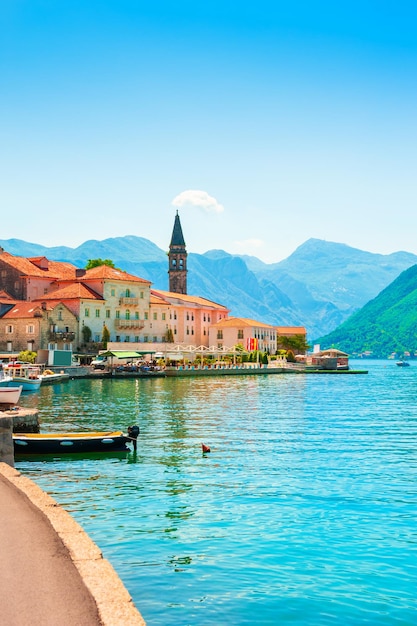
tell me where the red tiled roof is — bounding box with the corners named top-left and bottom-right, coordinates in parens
top-left (82, 265), bottom-right (151, 284)
top-left (276, 326), bottom-right (307, 335)
top-left (33, 283), bottom-right (103, 301)
top-left (212, 316), bottom-right (276, 329)
top-left (152, 289), bottom-right (229, 311)
top-left (0, 251), bottom-right (77, 280)
top-left (2, 302), bottom-right (48, 318)
top-left (0, 290), bottom-right (15, 301)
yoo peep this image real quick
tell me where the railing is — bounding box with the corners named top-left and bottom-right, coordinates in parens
top-left (48, 331), bottom-right (76, 341)
top-left (119, 297), bottom-right (139, 306)
top-left (114, 319), bottom-right (145, 329)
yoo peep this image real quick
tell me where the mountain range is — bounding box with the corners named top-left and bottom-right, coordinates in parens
top-left (1, 236), bottom-right (416, 340)
top-left (317, 263), bottom-right (417, 358)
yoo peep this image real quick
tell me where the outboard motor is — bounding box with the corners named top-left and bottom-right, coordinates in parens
top-left (127, 425), bottom-right (140, 451)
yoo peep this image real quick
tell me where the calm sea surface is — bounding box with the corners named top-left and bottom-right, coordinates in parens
top-left (17, 361), bottom-right (417, 625)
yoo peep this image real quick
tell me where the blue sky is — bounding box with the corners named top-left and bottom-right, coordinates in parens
top-left (1, 1), bottom-right (416, 263)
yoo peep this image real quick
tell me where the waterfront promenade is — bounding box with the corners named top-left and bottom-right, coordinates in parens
top-left (0, 462), bottom-right (145, 626)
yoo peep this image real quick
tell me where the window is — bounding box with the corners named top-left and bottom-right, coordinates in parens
top-left (144, 312), bottom-right (148, 320)
top-left (172, 259), bottom-right (176, 267)
top-left (217, 330), bottom-right (223, 339)
top-left (26, 324), bottom-right (35, 334)
top-left (111, 289), bottom-right (115, 297)
top-left (179, 259), bottom-right (183, 267)
top-left (95, 334), bottom-right (100, 342)
top-left (186, 326), bottom-right (189, 335)
top-left (186, 313), bottom-right (189, 320)
top-left (191, 328), bottom-right (194, 335)
top-left (134, 336), bottom-right (139, 342)
top-left (203, 329), bottom-right (206, 335)
top-left (238, 330), bottom-right (244, 339)
top-left (85, 308), bottom-right (90, 317)
top-left (144, 335), bottom-right (148, 342)
top-left (140, 292), bottom-right (144, 299)
top-left (126, 310), bottom-right (130, 320)
top-left (58, 310), bottom-right (63, 320)
top-left (126, 288), bottom-right (130, 297)
top-left (6, 325), bottom-right (13, 334)
top-left (174, 312), bottom-right (177, 320)
top-left (153, 336), bottom-right (157, 342)
top-left (153, 312), bottom-right (157, 320)
top-left (116, 335), bottom-right (121, 342)
top-left (116, 310), bottom-right (120, 319)
top-left (95, 309), bottom-right (100, 318)
top-left (162, 313), bottom-right (166, 321)
top-left (208, 315), bottom-right (211, 322)
top-left (125, 336), bottom-right (130, 342)
top-left (106, 309), bottom-right (110, 318)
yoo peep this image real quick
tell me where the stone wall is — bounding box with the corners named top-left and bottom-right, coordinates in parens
top-left (0, 416), bottom-right (14, 466)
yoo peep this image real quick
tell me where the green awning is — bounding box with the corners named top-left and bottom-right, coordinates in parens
top-left (99, 351), bottom-right (143, 359)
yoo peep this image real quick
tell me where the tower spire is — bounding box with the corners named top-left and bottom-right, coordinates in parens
top-left (168, 211), bottom-right (187, 294)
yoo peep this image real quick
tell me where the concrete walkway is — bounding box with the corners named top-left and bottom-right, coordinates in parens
top-left (0, 463), bottom-right (145, 625)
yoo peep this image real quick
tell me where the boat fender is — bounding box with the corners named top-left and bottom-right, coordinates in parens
top-left (127, 425), bottom-right (140, 451)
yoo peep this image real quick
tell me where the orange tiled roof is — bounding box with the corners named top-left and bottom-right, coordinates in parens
top-left (276, 326), bottom-right (307, 335)
top-left (0, 251), bottom-right (77, 280)
top-left (2, 302), bottom-right (48, 318)
top-left (212, 316), bottom-right (276, 329)
top-left (150, 293), bottom-right (170, 306)
top-left (0, 290), bottom-right (15, 301)
top-left (33, 283), bottom-right (103, 301)
top-left (82, 265), bottom-right (151, 284)
top-left (152, 289), bottom-right (229, 311)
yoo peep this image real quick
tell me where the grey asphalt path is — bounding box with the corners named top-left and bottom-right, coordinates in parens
top-left (0, 473), bottom-right (102, 626)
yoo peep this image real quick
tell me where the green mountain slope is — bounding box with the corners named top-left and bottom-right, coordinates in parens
top-left (316, 264), bottom-right (417, 357)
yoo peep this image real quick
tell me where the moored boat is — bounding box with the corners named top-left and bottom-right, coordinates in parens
top-left (0, 385), bottom-right (23, 405)
top-left (13, 426), bottom-right (139, 455)
top-left (8, 365), bottom-right (42, 391)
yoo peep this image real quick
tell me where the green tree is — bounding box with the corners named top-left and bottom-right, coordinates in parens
top-left (85, 258), bottom-right (116, 270)
top-left (82, 325), bottom-right (92, 344)
top-left (277, 334), bottom-right (310, 355)
top-left (101, 324), bottom-right (110, 348)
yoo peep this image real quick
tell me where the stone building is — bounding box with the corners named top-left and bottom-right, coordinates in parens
top-left (0, 300), bottom-right (78, 354)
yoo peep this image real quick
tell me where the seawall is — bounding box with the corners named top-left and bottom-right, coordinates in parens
top-left (0, 462), bottom-right (146, 625)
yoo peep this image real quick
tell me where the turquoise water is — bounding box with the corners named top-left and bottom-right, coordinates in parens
top-left (17, 362), bottom-right (417, 625)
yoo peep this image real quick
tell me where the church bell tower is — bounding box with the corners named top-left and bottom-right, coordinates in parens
top-left (168, 210), bottom-right (187, 294)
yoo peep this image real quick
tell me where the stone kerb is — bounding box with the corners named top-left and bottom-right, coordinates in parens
top-left (0, 416), bottom-right (14, 466)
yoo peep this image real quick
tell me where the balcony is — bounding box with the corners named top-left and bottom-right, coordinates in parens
top-left (119, 297), bottom-right (139, 306)
top-left (114, 319), bottom-right (145, 329)
top-left (48, 330), bottom-right (76, 342)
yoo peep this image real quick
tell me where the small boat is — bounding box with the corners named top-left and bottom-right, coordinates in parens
top-left (0, 385), bottom-right (23, 405)
top-left (13, 428), bottom-right (139, 455)
top-left (8, 365), bottom-right (42, 391)
top-left (396, 360), bottom-right (410, 367)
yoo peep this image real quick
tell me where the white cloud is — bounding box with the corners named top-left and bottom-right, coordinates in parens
top-left (171, 190), bottom-right (224, 213)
